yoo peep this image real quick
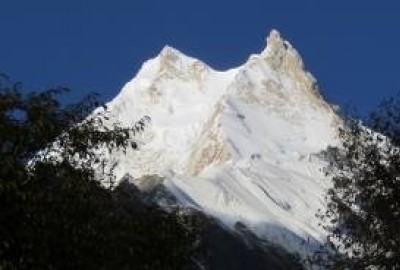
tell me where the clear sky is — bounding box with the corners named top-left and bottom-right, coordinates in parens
top-left (1, 0), bottom-right (399, 114)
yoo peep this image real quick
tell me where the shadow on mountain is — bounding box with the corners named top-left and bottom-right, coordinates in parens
top-left (118, 175), bottom-right (305, 270)
top-left (199, 221), bottom-right (304, 270)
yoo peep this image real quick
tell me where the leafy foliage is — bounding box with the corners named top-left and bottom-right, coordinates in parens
top-left (314, 96), bottom-right (400, 269)
top-left (0, 75), bottom-right (202, 270)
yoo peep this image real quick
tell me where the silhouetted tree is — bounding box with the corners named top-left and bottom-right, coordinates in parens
top-left (314, 95), bottom-right (400, 269)
top-left (0, 74), bottom-right (202, 270)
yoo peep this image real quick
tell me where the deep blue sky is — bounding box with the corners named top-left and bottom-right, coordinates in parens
top-left (1, 1), bottom-right (400, 114)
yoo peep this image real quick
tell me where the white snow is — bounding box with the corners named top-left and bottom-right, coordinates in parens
top-left (100, 30), bottom-right (340, 257)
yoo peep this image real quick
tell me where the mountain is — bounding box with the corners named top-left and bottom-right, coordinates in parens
top-left (97, 29), bottom-right (340, 263)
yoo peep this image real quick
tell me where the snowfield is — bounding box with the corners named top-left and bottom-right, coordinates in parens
top-left (100, 29), bottom-right (340, 257)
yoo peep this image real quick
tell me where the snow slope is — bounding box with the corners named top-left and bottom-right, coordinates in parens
top-left (101, 30), bottom-right (340, 256)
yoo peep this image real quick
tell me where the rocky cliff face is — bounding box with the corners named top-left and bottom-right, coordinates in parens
top-left (100, 29), bottom-right (340, 259)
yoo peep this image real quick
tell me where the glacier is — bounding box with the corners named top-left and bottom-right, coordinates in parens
top-left (98, 29), bottom-right (341, 258)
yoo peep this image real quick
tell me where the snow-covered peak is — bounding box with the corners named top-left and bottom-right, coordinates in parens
top-left (102, 29), bottom-right (340, 261)
top-left (157, 45), bottom-right (202, 73)
top-left (159, 45), bottom-right (188, 62)
top-left (263, 29), bottom-right (298, 63)
top-left (155, 45), bottom-right (210, 79)
top-left (259, 29), bottom-right (324, 103)
top-left (265, 29), bottom-right (286, 52)
top-left (160, 44), bottom-right (182, 56)
top-left (268, 28), bottom-right (282, 39)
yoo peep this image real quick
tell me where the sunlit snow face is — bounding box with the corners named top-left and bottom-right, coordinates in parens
top-left (100, 30), bottom-right (340, 258)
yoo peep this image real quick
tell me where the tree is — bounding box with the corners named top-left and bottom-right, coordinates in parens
top-left (314, 96), bottom-right (400, 269)
top-left (0, 74), bottom-right (203, 270)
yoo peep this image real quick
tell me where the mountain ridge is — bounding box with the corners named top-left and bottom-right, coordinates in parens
top-left (99, 29), bottom-right (340, 260)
